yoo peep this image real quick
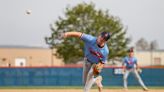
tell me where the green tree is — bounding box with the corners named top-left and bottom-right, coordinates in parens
top-left (150, 40), bottom-right (158, 50)
top-left (45, 3), bottom-right (130, 64)
top-left (135, 38), bottom-right (149, 50)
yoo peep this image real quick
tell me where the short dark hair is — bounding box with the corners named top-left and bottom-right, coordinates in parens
top-left (128, 47), bottom-right (134, 52)
top-left (100, 32), bottom-right (111, 41)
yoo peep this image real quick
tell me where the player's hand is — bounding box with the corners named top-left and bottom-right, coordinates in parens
top-left (122, 66), bottom-right (126, 74)
top-left (122, 69), bottom-right (126, 74)
top-left (137, 68), bottom-right (142, 73)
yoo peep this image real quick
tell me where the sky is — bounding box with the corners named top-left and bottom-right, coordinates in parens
top-left (0, 0), bottom-right (164, 49)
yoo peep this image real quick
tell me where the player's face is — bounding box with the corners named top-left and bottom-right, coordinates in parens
top-left (97, 36), bottom-right (106, 45)
top-left (129, 52), bottom-right (134, 57)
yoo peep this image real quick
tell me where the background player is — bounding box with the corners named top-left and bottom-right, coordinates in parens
top-left (122, 48), bottom-right (148, 91)
top-left (64, 31), bottom-right (110, 92)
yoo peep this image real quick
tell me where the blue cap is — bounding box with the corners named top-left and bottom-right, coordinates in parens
top-left (100, 32), bottom-right (111, 41)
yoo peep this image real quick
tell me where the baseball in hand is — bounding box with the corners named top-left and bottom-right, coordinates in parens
top-left (26, 9), bottom-right (31, 15)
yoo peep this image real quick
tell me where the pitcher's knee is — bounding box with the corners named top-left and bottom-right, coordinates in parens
top-left (136, 76), bottom-right (140, 80)
top-left (123, 77), bottom-right (127, 81)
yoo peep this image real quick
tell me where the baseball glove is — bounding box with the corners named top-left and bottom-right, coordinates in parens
top-left (137, 68), bottom-right (142, 74)
top-left (92, 63), bottom-right (103, 76)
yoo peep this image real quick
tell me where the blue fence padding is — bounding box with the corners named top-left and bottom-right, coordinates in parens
top-left (0, 67), bottom-right (164, 86)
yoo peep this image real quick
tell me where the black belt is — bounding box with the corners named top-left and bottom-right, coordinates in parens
top-left (86, 58), bottom-right (104, 64)
top-left (86, 58), bottom-right (93, 64)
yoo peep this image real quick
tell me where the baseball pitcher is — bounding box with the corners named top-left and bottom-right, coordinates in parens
top-left (64, 31), bottom-right (110, 92)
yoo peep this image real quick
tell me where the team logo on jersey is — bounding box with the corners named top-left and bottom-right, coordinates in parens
top-left (128, 60), bottom-right (133, 64)
top-left (127, 58), bottom-right (134, 65)
top-left (89, 47), bottom-right (103, 58)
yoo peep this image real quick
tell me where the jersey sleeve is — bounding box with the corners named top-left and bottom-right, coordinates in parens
top-left (80, 33), bottom-right (95, 43)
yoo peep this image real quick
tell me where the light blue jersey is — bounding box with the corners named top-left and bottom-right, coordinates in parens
top-left (81, 33), bottom-right (109, 64)
top-left (123, 56), bottom-right (137, 69)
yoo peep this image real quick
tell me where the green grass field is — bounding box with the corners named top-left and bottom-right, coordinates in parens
top-left (0, 86), bottom-right (163, 89)
top-left (0, 86), bottom-right (164, 92)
